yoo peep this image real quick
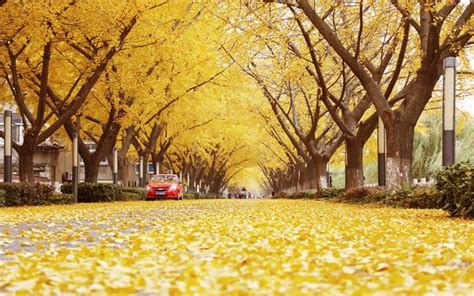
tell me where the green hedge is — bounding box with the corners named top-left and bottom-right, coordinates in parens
top-left (0, 182), bottom-right (54, 206)
top-left (385, 186), bottom-right (440, 209)
top-left (119, 187), bottom-right (146, 201)
top-left (436, 162), bottom-right (473, 218)
top-left (122, 187), bottom-right (146, 195)
top-left (273, 188), bottom-right (344, 200)
top-left (60, 183), bottom-right (123, 203)
top-left (0, 189), bottom-right (6, 207)
top-left (340, 187), bottom-right (386, 204)
top-left (48, 193), bottom-right (74, 205)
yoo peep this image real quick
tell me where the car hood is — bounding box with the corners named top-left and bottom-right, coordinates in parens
top-left (148, 182), bottom-right (175, 188)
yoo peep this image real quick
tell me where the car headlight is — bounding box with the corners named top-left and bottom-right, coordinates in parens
top-left (169, 184), bottom-right (177, 191)
top-left (146, 185), bottom-right (151, 191)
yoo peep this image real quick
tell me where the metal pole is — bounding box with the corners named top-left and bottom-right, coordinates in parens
top-left (296, 169), bottom-right (300, 192)
top-left (139, 156), bottom-right (144, 187)
top-left (113, 148), bottom-right (118, 184)
top-left (187, 173), bottom-right (190, 193)
top-left (443, 57), bottom-right (456, 166)
top-left (156, 162), bottom-right (160, 174)
top-left (344, 149), bottom-right (348, 188)
top-left (326, 163), bottom-right (331, 188)
top-left (3, 110), bottom-right (12, 183)
top-left (76, 116), bottom-right (81, 183)
top-left (377, 117), bottom-right (386, 186)
top-left (72, 132), bottom-right (78, 203)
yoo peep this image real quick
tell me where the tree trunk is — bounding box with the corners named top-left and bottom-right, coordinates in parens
top-left (141, 154), bottom-right (150, 184)
top-left (83, 158), bottom-right (100, 183)
top-left (385, 114), bottom-right (415, 191)
top-left (315, 158), bottom-right (328, 190)
top-left (18, 147), bottom-right (35, 182)
top-left (345, 137), bottom-right (364, 189)
top-left (303, 164), bottom-right (316, 189)
top-left (18, 134), bottom-right (35, 182)
top-left (121, 156), bottom-right (131, 187)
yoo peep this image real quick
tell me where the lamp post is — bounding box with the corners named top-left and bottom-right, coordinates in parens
top-left (3, 110), bottom-right (12, 183)
top-left (377, 117), bottom-right (386, 186)
top-left (112, 148), bottom-right (118, 184)
top-left (443, 57), bottom-right (456, 166)
top-left (72, 132), bottom-right (78, 203)
top-left (186, 173), bottom-right (190, 193)
top-left (139, 156), bottom-right (144, 187)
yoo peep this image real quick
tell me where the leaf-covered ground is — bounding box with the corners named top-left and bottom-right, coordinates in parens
top-left (1, 200), bottom-right (473, 295)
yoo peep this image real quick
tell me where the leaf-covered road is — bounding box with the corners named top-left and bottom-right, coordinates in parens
top-left (1, 200), bottom-right (473, 294)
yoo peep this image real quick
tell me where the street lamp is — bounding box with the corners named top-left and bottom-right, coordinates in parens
top-left (443, 57), bottom-right (456, 166)
top-left (139, 156), bottom-right (144, 187)
top-left (113, 148), bottom-right (118, 184)
top-left (3, 110), bottom-right (12, 183)
top-left (72, 132), bottom-right (78, 202)
top-left (377, 117), bottom-right (386, 186)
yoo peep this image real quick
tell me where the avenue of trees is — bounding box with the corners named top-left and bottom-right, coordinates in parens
top-left (0, 1), bottom-right (263, 192)
top-left (227, 0), bottom-right (473, 191)
top-left (1, 0), bottom-right (473, 193)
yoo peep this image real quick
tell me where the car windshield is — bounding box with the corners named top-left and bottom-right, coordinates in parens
top-left (150, 175), bottom-right (178, 183)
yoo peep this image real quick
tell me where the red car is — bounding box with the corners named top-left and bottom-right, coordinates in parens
top-left (146, 174), bottom-right (183, 200)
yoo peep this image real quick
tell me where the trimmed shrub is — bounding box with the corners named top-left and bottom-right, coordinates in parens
top-left (49, 193), bottom-right (74, 205)
top-left (436, 162), bottom-right (473, 218)
top-left (0, 182), bottom-right (54, 206)
top-left (77, 183), bottom-right (122, 202)
top-left (122, 187), bottom-right (146, 195)
top-left (60, 183), bottom-right (72, 194)
top-left (316, 188), bottom-right (345, 199)
top-left (0, 189), bottom-right (5, 207)
top-left (273, 188), bottom-right (344, 200)
top-left (340, 187), bottom-right (386, 203)
top-left (61, 182), bottom-right (122, 202)
top-left (385, 186), bottom-right (440, 209)
top-left (119, 187), bottom-right (146, 201)
top-left (120, 192), bottom-right (145, 201)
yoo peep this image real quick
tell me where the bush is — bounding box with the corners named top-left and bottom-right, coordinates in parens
top-left (340, 187), bottom-right (386, 203)
top-left (272, 188), bottom-right (344, 200)
top-left (49, 193), bottom-right (74, 205)
top-left (385, 186), bottom-right (440, 209)
top-left (60, 183), bottom-right (72, 194)
top-left (436, 162), bottom-right (473, 218)
top-left (119, 187), bottom-right (146, 201)
top-left (122, 187), bottom-right (146, 195)
top-left (0, 182), bottom-right (54, 206)
top-left (0, 189), bottom-right (5, 207)
top-left (78, 183), bottom-right (122, 202)
top-left (61, 182), bottom-right (122, 203)
top-left (120, 192), bottom-right (145, 201)
top-left (316, 188), bottom-right (345, 199)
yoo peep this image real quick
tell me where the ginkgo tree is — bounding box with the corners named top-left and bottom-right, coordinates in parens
top-left (0, 0), bottom-right (164, 182)
top-left (287, 0), bottom-right (473, 189)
